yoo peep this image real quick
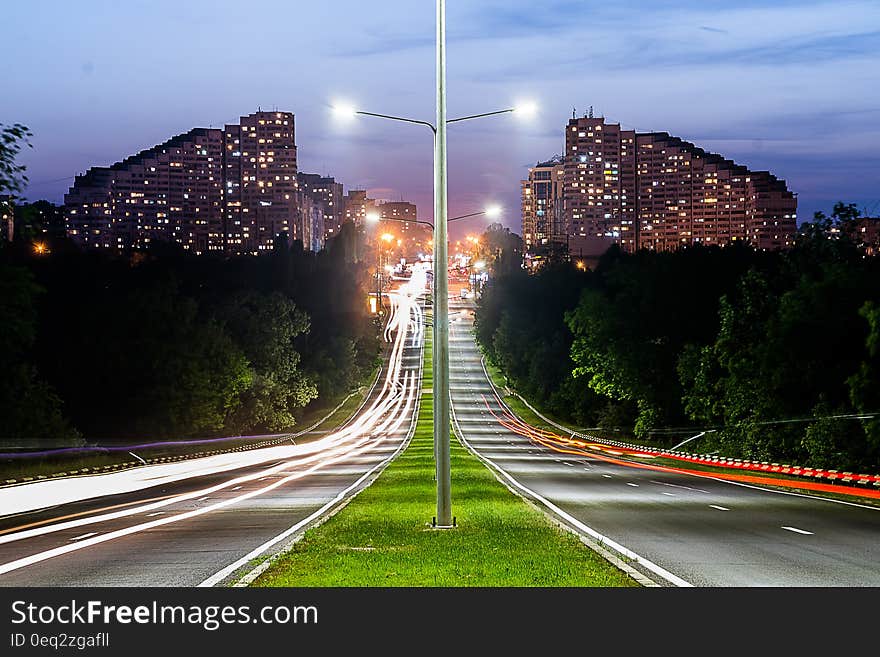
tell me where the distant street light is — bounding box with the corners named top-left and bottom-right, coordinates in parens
top-left (331, 0), bottom-right (534, 529)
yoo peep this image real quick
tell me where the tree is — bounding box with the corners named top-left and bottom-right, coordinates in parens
top-left (215, 291), bottom-right (317, 433)
top-left (479, 223), bottom-right (523, 275)
top-left (0, 123), bottom-right (32, 198)
top-left (848, 302), bottom-right (880, 459)
top-left (0, 263), bottom-right (80, 446)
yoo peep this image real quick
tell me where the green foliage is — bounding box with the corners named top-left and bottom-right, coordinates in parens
top-left (216, 291), bottom-right (317, 433)
top-left (848, 302), bottom-right (880, 454)
top-left (0, 228), bottom-right (380, 443)
top-left (0, 123), bottom-right (32, 198)
top-left (0, 264), bottom-right (80, 446)
top-left (479, 222), bottom-right (523, 276)
top-left (475, 262), bottom-right (609, 427)
top-left (567, 245), bottom-right (760, 436)
top-left (477, 205), bottom-right (880, 470)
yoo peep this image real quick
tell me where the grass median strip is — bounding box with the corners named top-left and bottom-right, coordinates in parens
top-left (252, 336), bottom-right (637, 587)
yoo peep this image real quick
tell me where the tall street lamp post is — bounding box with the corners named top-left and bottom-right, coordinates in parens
top-left (333, 0), bottom-right (536, 528)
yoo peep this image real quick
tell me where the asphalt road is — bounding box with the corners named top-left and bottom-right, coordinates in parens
top-left (448, 298), bottom-right (880, 587)
top-left (0, 277), bottom-right (427, 587)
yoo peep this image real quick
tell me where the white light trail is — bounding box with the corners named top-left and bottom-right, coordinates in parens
top-left (0, 275), bottom-right (427, 575)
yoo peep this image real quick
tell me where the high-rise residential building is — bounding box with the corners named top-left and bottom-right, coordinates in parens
top-left (66, 128), bottom-right (224, 252)
top-left (343, 189), bottom-right (376, 225)
top-left (297, 172), bottom-right (344, 239)
top-left (377, 200), bottom-right (427, 256)
top-left (553, 115), bottom-right (798, 255)
top-left (564, 117), bottom-right (637, 252)
top-left (65, 111), bottom-right (313, 254)
top-left (222, 111), bottom-right (298, 252)
top-left (521, 156), bottom-right (565, 254)
top-left (634, 131), bottom-right (796, 251)
top-left (296, 190), bottom-right (325, 253)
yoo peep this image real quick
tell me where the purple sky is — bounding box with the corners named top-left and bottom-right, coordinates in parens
top-left (3, 0), bottom-right (879, 240)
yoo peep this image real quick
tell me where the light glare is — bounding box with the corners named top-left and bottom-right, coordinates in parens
top-left (485, 205), bottom-right (502, 219)
top-left (514, 101), bottom-right (538, 118)
top-left (332, 102), bottom-right (358, 120)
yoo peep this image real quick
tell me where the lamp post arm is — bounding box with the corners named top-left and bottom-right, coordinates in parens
top-left (356, 111), bottom-right (437, 134)
top-left (378, 211), bottom-right (486, 230)
top-left (447, 108), bottom-right (515, 124)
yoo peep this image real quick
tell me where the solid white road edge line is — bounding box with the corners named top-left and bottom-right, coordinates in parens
top-left (450, 398), bottom-right (693, 588)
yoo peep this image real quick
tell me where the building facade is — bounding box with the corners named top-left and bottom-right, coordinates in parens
top-left (297, 172), bottom-right (344, 239)
top-left (65, 111), bottom-right (317, 254)
top-left (529, 115), bottom-right (799, 257)
top-left (342, 189), bottom-right (376, 226)
top-left (377, 200), bottom-right (428, 257)
top-left (521, 156), bottom-right (565, 255)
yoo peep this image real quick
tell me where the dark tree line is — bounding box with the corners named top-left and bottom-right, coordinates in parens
top-left (0, 222), bottom-right (380, 445)
top-left (476, 205), bottom-right (880, 471)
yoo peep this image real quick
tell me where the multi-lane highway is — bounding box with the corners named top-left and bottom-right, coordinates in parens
top-left (3, 271), bottom-right (878, 588)
top-left (0, 267), bottom-right (429, 587)
top-left (449, 297), bottom-right (880, 587)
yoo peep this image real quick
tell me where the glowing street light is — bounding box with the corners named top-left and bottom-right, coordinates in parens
top-left (331, 103), bottom-right (358, 121)
top-left (513, 101), bottom-right (539, 119)
top-left (484, 204), bottom-right (503, 220)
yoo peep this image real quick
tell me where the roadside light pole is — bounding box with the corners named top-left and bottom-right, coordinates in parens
top-left (434, 0), bottom-right (451, 527)
top-left (331, 0), bottom-right (535, 528)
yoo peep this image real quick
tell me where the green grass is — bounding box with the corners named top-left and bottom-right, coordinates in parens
top-left (252, 333), bottom-right (637, 587)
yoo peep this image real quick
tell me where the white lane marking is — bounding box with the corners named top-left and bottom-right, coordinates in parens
top-left (198, 497), bottom-right (210, 502)
top-left (258, 477), bottom-right (271, 481)
top-left (626, 483), bottom-right (639, 487)
top-left (782, 526), bottom-right (813, 535)
top-left (564, 462), bottom-right (575, 467)
top-left (709, 505), bottom-right (730, 511)
top-left (662, 492), bottom-right (675, 497)
top-left (602, 474), bottom-right (612, 479)
top-left (231, 486), bottom-right (242, 491)
top-left (583, 468), bottom-right (592, 472)
top-left (146, 512), bottom-right (165, 517)
top-left (650, 480), bottom-right (710, 494)
top-left (69, 532), bottom-right (98, 542)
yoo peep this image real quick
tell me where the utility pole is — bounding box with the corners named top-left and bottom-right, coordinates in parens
top-left (433, 0), bottom-right (452, 528)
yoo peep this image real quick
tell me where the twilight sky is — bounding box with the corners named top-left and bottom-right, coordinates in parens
top-left (2, 0), bottom-right (878, 239)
